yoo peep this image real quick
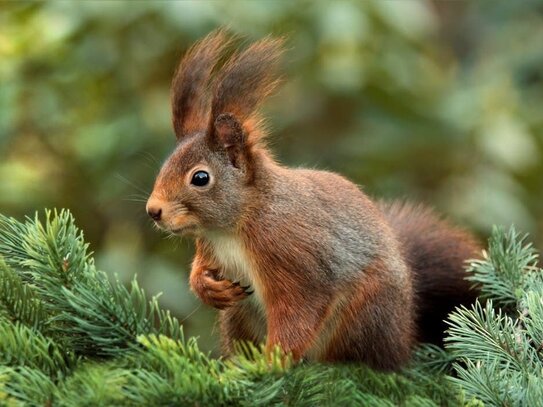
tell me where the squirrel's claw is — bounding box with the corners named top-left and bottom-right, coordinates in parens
top-left (193, 271), bottom-right (252, 309)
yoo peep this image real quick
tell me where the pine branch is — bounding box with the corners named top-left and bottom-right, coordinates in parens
top-left (449, 359), bottom-right (517, 406)
top-left (0, 320), bottom-right (75, 378)
top-left (0, 366), bottom-right (56, 406)
top-left (0, 259), bottom-right (49, 331)
top-left (0, 210), bottom-right (182, 357)
top-left (445, 301), bottom-right (538, 372)
top-left (445, 226), bottom-right (543, 405)
top-left (465, 226), bottom-right (540, 309)
top-left (2, 211), bottom-right (542, 406)
top-left (521, 286), bottom-right (543, 357)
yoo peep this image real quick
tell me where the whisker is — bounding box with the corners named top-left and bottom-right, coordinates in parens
top-left (123, 197), bottom-right (148, 203)
top-left (180, 303), bottom-right (202, 324)
top-left (183, 236), bottom-right (192, 251)
top-left (170, 202), bottom-right (189, 213)
top-left (141, 151), bottom-right (162, 168)
top-left (116, 173), bottom-right (151, 196)
top-left (126, 193), bottom-right (149, 199)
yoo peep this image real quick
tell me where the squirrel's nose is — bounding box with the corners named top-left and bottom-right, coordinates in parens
top-left (147, 206), bottom-right (162, 221)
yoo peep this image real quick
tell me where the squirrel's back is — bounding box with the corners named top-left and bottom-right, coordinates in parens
top-left (379, 201), bottom-right (480, 345)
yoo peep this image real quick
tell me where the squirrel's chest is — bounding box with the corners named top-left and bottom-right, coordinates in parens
top-left (206, 233), bottom-right (263, 301)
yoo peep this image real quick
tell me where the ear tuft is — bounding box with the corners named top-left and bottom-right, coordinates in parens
top-left (210, 36), bottom-right (285, 144)
top-left (213, 113), bottom-right (245, 168)
top-left (171, 29), bottom-right (231, 139)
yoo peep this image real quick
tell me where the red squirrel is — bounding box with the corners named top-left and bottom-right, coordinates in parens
top-left (146, 30), bottom-right (480, 370)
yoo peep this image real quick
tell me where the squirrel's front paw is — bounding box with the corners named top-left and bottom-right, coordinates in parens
top-left (191, 269), bottom-right (253, 310)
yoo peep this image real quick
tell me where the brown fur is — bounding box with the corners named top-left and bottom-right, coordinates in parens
top-left (323, 258), bottom-right (414, 370)
top-left (171, 30), bottom-right (230, 137)
top-left (147, 30), bottom-right (480, 371)
top-left (378, 201), bottom-right (480, 346)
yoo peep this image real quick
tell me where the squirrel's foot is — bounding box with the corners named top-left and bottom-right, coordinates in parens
top-left (192, 269), bottom-right (252, 310)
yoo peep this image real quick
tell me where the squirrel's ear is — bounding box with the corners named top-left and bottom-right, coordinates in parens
top-left (212, 113), bottom-right (246, 169)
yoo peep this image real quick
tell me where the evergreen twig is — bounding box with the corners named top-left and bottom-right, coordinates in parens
top-left (0, 210), bottom-right (541, 405)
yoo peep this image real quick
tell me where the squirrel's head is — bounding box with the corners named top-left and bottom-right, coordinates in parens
top-left (146, 30), bottom-right (283, 236)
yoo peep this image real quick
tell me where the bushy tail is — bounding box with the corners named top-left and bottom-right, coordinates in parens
top-left (379, 201), bottom-right (481, 346)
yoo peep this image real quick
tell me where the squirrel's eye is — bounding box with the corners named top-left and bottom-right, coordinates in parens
top-left (191, 171), bottom-right (210, 187)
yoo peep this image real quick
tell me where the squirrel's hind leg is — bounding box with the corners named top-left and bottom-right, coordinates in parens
top-left (321, 259), bottom-right (415, 371)
top-left (219, 301), bottom-right (267, 356)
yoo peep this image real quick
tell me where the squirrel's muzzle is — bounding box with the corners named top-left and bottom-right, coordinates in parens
top-left (147, 206), bottom-right (162, 221)
top-left (146, 196), bottom-right (165, 222)
top-left (146, 194), bottom-right (195, 235)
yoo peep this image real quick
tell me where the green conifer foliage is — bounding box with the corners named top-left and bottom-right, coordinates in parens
top-left (446, 227), bottom-right (543, 405)
top-left (0, 210), bottom-right (541, 406)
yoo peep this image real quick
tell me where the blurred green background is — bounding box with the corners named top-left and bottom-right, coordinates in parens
top-left (1, 1), bottom-right (542, 354)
